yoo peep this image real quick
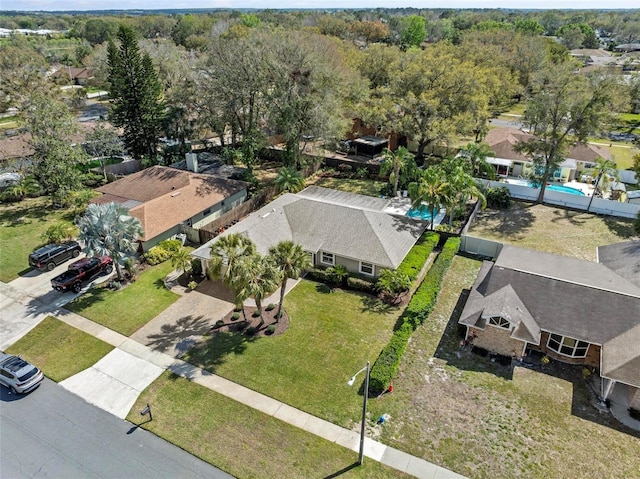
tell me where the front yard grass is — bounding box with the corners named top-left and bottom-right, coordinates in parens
top-left (467, 200), bottom-right (637, 261)
top-left (6, 316), bottom-right (113, 382)
top-left (0, 197), bottom-right (78, 282)
top-left (127, 372), bottom-right (408, 479)
top-left (184, 279), bottom-right (401, 427)
top-left (370, 255), bottom-right (640, 479)
top-left (311, 176), bottom-right (386, 197)
top-left (66, 261), bottom-right (180, 336)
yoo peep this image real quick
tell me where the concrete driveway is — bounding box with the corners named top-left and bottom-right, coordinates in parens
top-left (130, 289), bottom-right (234, 358)
top-left (60, 348), bottom-right (164, 419)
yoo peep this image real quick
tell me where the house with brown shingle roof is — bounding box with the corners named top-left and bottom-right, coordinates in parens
top-left (459, 243), bottom-right (640, 415)
top-left (53, 66), bottom-right (94, 85)
top-left (93, 165), bottom-right (249, 251)
top-left (483, 127), bottom-right (612, 181)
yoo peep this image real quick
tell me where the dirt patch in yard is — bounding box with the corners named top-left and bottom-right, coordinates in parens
top-left (369, 255), bottom-right (640, 479)
top-left (467, 200), bottom-right (638, 261)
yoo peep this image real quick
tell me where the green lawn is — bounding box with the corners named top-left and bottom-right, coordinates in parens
top-left (185, 279), bottom-right (402, 427)
top-left (0, 197), bottom-right (78, 282)
top-left (6, 316), bottom-right (113, 382)
top-left (311, 176), bottom-right (386, 197)
top-left (467, 200), bottom-right (638, 261)
top-left (66, 261), bottom-right (180, 336)
top-left (128, 372), bottom-right (408, 479)
top-left (610, 144), bottom-right (640, 170)
top-left (370, 255), bottom-right (640, 479)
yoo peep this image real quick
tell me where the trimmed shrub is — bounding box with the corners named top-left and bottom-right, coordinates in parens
top-left (157, 238), bottom-right (182, 253)
top-left (346, 276), bottom-right (377, 294)
top-left (305, 268), bottom-right (330, 283)
top-left (368, 236), bottom-right (460, 393)
top-left (485, 186), bottom-right (511, 209)
top-left (397, 232), bottom-right (439, 282)
top-left (369, 322), bottom-right (413, 393)
top-left (266, 303), bottom-right (276, 311)
top-left (231, 312), bottom-right (240, 321)
top-left (246, 326), bottom-right (257, 336)
top-left (191, 258), bottom-right (203, 277)
top-left (266, 325), bottom-right (276, 335)
top-left (144, 246), bottom-right (172, 265)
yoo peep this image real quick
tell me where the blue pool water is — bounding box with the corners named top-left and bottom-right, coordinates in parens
top-left (505, 179), bottom-right (585, 196)
top-left (544, 184), bottom-right (585, 196)
top-left (406, 207), bottom-right (436, 220)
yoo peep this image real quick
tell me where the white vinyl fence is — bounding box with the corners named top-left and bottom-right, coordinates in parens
top-left (482, 180), bottom-right (640, 219)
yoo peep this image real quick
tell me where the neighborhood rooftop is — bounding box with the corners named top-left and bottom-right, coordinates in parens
top-left (192, 186), bottom-right (426, 269)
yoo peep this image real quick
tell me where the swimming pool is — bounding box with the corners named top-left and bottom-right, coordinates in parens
top-left (406, 207), bottom-right (436, 220)
top-left (503, 179), bottom-right (585, 196)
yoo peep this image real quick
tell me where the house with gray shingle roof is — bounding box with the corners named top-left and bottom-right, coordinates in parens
top-left (191, 186), bottom-right (427, 278)
top-left (459, 243), bottom-right (640, 412)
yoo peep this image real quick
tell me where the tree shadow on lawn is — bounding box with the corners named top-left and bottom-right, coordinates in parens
top-left (0, 201), bottom-right (50, 226)
top-left (181, 330), bottom-right (257, 374)
top-left (360, 293), bottom-right (400, 315)
top-left (602, 215), bottom-right (637, 239)
top-left (481, 201), bottom-right (535, 239)
top-left (434, 290), bottom-right (640, 437)
top-left (550, 207), bottom-right (589, 226)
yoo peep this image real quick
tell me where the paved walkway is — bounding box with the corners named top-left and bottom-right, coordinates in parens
top-left (3, 275), bottom-right (465, 479)
top-left (47, 306), bottom-right (465, 479)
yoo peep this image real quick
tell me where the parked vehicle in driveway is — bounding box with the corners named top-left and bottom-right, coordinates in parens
top-left (51, 256), bottom-right (113, 293)
top-left (0, 353), bottom-right (44, 394)
top-left (29, 241), bottom-right (81, 271)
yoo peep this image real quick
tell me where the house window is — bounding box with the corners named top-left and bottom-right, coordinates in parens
top-left (488, 316), bottom-right (510, 329)
top-left (359, 262), bottom-right (374, 276)
top-left (547, 334), bottom-right (589, 358)
top-left (321, 252), bottom-right (334, 265)
top-left (203, 208), bottom-right (211, 216)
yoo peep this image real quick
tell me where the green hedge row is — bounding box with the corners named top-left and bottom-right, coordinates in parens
top-left (305, 268), bottom-right (377, 294)
top-left (369, 236), bottom-right (461, 393)
top-left (396, 232), bottom-right (439, 282)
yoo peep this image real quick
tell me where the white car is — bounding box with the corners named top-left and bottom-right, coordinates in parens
top-left (0, 353), bottom-right (44, 394)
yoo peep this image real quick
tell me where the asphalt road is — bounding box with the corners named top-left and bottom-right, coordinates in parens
top-left (0, 378), bottom-right (234, 479)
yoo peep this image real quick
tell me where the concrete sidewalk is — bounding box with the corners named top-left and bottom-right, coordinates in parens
top-left (53, 308), bottom-right (465, 479)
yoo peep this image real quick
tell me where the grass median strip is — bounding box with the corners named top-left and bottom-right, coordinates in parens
top-left (127, 372), bottom-right (409, 479)
top-left (66, 261), bottom-right (180, 336)
top-left (6, 316), bottom-right (113, 382)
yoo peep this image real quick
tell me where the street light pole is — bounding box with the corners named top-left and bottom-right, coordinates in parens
top-left (348, 361), bottom-right (370, 465)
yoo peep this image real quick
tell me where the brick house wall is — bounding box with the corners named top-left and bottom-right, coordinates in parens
top-left (532, 331), bottom-right (601, 368)
top-left (468, 326), bottom-right (526, 357)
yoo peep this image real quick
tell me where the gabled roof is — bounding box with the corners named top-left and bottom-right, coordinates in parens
top-left (460, 244), bottom-right (640, 388)
top-left (94, 165), bottom-right (248, 242)
top-left (484, 127), bottom-right (611, 163)
top-left (597, 241), bottom-right (640, 289)
top-left (192, 187), bottom-right (426, 269)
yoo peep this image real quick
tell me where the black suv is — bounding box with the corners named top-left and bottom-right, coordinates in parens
top-left (29, 241), bottom-right (81, 271)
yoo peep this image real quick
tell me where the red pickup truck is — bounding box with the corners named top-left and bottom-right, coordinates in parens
top-left (51, 256), bottom-right (113, 293)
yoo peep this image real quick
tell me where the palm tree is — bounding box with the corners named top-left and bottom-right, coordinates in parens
top-left (275, 166), bottom-right (305, 193)
top-left (1, 176), bottom-right (41, 201)
top-left (209, 233), bottom-right (256, 302)
top-left (236, 254), bottom-right (281, 329)
top-left (41, 222), bottom-right (76, 244)
top-left (408, 166), bottom-right (449, 230)
top-left (460, 142), bottom-right (496, 179)
top-left (442, 160), bottom-right (486, 228)
top-left (586, 157), bottom-right (620, 212)
top-left (77, 202), bottom-right (144, 281)
top-left (171, 247), bottom-right (193, 280)
top-left (268, 241), bottom-right (311, 321)
top-left (379, 147), bottom-right (415, 196)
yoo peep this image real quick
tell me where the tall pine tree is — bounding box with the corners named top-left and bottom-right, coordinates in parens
top-left (107, 26), bottom-right (164, 159)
